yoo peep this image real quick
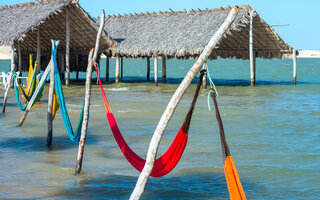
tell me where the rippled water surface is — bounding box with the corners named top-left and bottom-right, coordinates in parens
top-left (0, 58), bottom-right (319, 199)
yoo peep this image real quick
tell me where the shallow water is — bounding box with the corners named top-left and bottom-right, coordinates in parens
top-left (0, 58), bottom-right (319, 199)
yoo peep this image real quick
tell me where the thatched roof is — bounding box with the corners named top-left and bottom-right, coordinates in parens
top-left (0, 0), bottom-right (115, 54)
top-left (103, 5), bottom-right (292, 59)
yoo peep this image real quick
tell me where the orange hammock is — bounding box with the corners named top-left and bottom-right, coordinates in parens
top-left (94, 61), bottom-right (203, 177)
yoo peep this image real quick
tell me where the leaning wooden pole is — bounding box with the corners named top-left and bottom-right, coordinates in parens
top-left (65, 6), bottom-right (71, 86)
top-left (75, 10), bottom-right (106, 174)
top-left (18, 59), bottom-right (54, 126)
top-left (129, 6), bottom-right (239, 200)
top-left (47, 40), bottom-right (59, 146)
top-left (2, 43), bottom-right (15, 113)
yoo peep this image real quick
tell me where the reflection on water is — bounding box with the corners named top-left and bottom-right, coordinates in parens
top-left (0, 58), bottom-right (320, 199)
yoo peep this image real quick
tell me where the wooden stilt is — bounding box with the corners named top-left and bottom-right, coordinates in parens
top-left (75, 10), bottom-right (106, 174)
top-left (162, 55), bottom-right (166, 83)
top-left (18, 40), bottom-right (22, 82)
top-left (249, 11), bottom-right (256, 86)
top-left (36, 26), bottom-right (41, 74)
top-left (115, 56), bottom-right (120, 83)
top-left (129, 7), bottom-right (239, 200)
top-left (65, 7), bottom-right (71, 86)
top-left (47, 40), bottom-right (59, 146)
top-left (121, 57), bottom-right (123, 80)
top-left (293, 49), bottom-right (297, 85)
top-left (106, 56), bottom-right (109, 82)
top-left (147, 57), bottom-right (150, 81)
top-left (76, 54), bottom-right (79, 80)
top-left (60, 54), bottom-right (65, 81)
top-left (202, 63), bottom-right (207, 89)
top-left (2, 43), bottom-right (15, 113)
top-left (154, 56), bottom-right (158, 86)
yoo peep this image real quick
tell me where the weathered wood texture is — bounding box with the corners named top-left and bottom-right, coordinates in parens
top-left (162, 55), bottom-right (166, 83)
top-left (115, 57), bottom-right (120, 83)
top-left (249, 11), bottom-right (256, 86)
top-left (202, 63), bottom-right (207, 89)
top-left (47, 40), bottom-right (59, 146)
top-left (65, 7), bottom-right (71, 86)
top-left (293, 48), bottom-right (297, 85)
top-left (129, 7), bottom-right (239, 200)
top-left (75, 10), bottom-right (106, 174)
top-left (154, 56), bottom-right (158, 86)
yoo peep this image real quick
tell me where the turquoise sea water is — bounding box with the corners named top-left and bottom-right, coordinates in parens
top-left (0, 57), bottom-right (319, 199)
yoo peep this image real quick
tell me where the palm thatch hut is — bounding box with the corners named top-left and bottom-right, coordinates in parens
top-left (0, 0), bottom-right (116, 85)
top-left (101, 5), bottom-right (294, 85)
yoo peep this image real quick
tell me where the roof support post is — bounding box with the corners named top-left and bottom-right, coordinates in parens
top-left (18, 40), bottom-right (22, 80)
top-left (154, 56), bottom-right (158, 86)
top-left (106, 56), bottom-right (109, 82)
top-left (202, 63), bottom-right (207, 89)
top-left (249, 11), bottom-right (256, 86)
top-left (65, 6), bottom-right (71, 86)
top-left (36, 26), bottom-right (41, 75)
top-left (162, 55), bottom-right (166, 83)
top-left (129, 6), bottom-right (239, 200)
top-left (76, 54), bottom-right (79, 80)
top-left (121, 57), bottom-right (123, 80)
top-left (60, 54), bottom-right (65, 81)
top-left (292, 49), bottom-right (297, 85)
top-left (2, 43), bottom-right (15, 113)
top-left (147, 57), bottom-right (150, 81)
top-left (115, 56), bottom-right (120, 83)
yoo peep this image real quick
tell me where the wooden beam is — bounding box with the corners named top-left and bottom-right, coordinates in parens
top-left (18, 41), bottom-right (22, 77)
top-left (202, 63), bottom-right (207, 89)
top-left (121, 57), bottom-right (123, 79)
top-left (249, 11), bottom-right (256, 86)
top-left (129, 7), bottom-right (239, 200)
top-left (36, 26), bottom-right (41, 74)
top-left (2, 43), bottom-right (15, 113)
top-left (106, 56), bottom-right (109, 82)
top-left (293, 49), bottom-right (297, 85)
top-left (115, 56), bottom-right (120, 83)
top-left (162, 55), bottom-right (166, 83)
top-left (76, 54), bottom-right (79, 80)
top-left (65, 7), bottom-right (71, 86)
top-left (154, 56), bottom-right (158, 86)
top-left (147, 57), bottom-right (150, 81)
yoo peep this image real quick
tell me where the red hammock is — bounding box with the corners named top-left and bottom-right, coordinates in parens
top-left (93, 62), bottom-right (203, 177)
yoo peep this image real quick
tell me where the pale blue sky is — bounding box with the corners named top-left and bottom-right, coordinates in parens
top-left (1, 0), bottom-right (319, 50)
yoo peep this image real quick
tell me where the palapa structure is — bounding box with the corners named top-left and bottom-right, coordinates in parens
top-left (0, 0), bottom-right (115, 85)
top-left (101, 5), bottom-right (295, 85)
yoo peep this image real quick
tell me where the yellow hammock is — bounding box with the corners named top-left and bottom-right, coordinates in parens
top-left (22, 55), bottom-right (59, 119)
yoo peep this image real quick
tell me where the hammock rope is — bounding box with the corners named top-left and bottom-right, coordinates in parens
top-left (93, 60), bottom-right (204, 177)
top-left (210, 89), bottom-right (246, 200)
top-left (52, 41), bottom-right (85, 141)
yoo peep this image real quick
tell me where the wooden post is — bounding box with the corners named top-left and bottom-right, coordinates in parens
top-left (129, 7), bottom-right (238, 200)
top-left (154, 56), bottom-right (158, 86)
top-left (75, 10), bottom-right (106, 174)
top-left (60, 54), bottom-right (65, 81)
top-left (121, 57), bottom-right (123, 79)
top-left (147, 57), bottom-right (150, 81)
top-left (47, 40), bottom-right (59, 146)
top-left (106, 56), bottom-right (109, 82)
top-left (36, 26), bottom-right (41, 74)
top-left (293, 49), bottom-right (297, 85)
top-left (2, 43), bottom-right (15, 113)
top-left (76, 54), bottom-right (79, 80)
top-left (202, 63), bottom-right (207, 89)
top-left (19, 59), bottom-right (54, 126)
top-left (18, 40), bottom-right (22, 80)
top-left (115, 56), bottom-right (120, 83)
top-left (162, 55), bottom-right (166, 83)
top-left (249, 11), bottom-right (256, 86)
top-left (65, 7), bottom-right (71, 86)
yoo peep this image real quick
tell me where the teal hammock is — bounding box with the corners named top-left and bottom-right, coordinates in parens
top-left (13, 67), bottom-right (45, 111)
top-left (52, 41), bottom-right (85, 141)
